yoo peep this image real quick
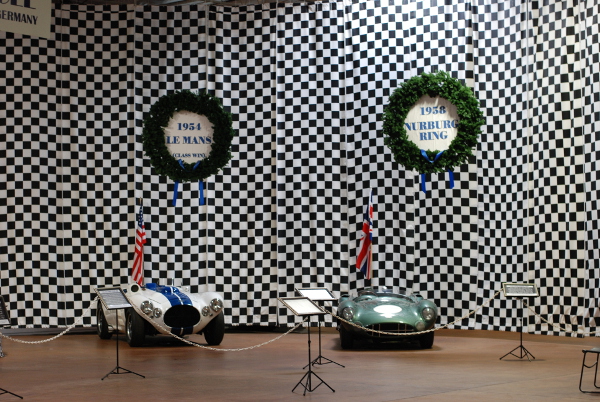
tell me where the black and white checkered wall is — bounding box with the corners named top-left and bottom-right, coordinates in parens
top-left (1, 0), bottom-right (598, 335)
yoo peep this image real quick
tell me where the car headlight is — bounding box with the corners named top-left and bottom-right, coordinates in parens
top-left (210, 298), bottom-right (223, 312)
top-left (202, 306), bottom-right (212, 316)
top-left (416, 321), bottom-right (425, 331)
top-left (141, 301), bottom-right (153, 315)
top-left (342, 307), bottom-right (354, 321)
top-left (153, 308), bottom-right (162, 319)
top-left (422, 307), bottom-right (436, 321)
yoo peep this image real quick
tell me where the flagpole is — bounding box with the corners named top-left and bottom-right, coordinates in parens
top-left (132, 199), bottom-right (146, 286)
top-left (169, 191), bottom-right (184, 288)
top-left (357, 189), bottom-right (374, 282)
top-left (368, 188), bottom-right (373, 281)
top-left (368, 245), bottom-right (373, 281)
top-left (367, 188), bottom-right (373, 282)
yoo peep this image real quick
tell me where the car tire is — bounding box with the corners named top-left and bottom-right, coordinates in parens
top-left (125, 309), bottom-right (146, 347)
top-left (96, 301), bottom-right (112, 340)
top-left (203, 313), bottom-right (225, 346)
top-left (339, 324), bottom-right (354, 349)
top-left (419, 330), bottom-right (435, 349)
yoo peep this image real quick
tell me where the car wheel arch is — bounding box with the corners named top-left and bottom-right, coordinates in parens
top-left (203, 313), bottom-right (225, 346)
top-left (96, 301), bottom-right (112, 340)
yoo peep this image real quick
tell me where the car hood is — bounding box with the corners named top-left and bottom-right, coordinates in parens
top-left (343, 297), bottom-right (435, 328)
top-left (357, 298), bottom-right (415, 315)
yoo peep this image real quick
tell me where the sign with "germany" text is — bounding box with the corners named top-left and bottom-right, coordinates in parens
top-left (1, 0), bottom-right (51, 39)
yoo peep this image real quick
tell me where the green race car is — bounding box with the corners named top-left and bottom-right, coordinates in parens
top-left (337, 288), bottom-right (438, 349)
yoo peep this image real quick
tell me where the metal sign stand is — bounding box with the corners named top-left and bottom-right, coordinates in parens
top-left (499, 297), bottom-right (535, 362)
top-left (0, 296), bottom-right (23, 399)
top-left (0, 388), bottom-right (23, 400)
top-left (296, 288), bottom-right (344, 368)
top-left (279, 297), bottom-right (335, 396)
top-left (499, 283), bottom-right (539, 362)
top-left (96, 288), bottom-right (145, 380)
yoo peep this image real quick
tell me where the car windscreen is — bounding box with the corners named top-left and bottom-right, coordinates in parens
top-left (375, 293), bottom-right (413, 301)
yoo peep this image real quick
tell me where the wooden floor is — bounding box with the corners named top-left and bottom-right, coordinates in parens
top-left (0, 326), bottom-right (599, 401)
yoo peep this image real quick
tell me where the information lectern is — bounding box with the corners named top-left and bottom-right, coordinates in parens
top-left (295, 287), bottom-right (343, 368)
top-left (499, 283), bottom-right (539, 362)
top-left (279, 297), bottom-right (335, 395)
top-left (96, 287), bottom-right (145, 380)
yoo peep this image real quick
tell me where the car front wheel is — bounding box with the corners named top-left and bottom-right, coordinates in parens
top-left (339, 324), bottom-right (354, 349)
top-left (418, 330), bottom-right (435, 349)
top-left (125, 309), bottom-right (146, 347)
top-left (203, 313), bottom-right (225, 345)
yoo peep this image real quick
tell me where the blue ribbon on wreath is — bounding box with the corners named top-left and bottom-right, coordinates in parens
top-left (420, 150), bottom-right (454, 193)
top-left (172, 160), bottom-right (205, 206)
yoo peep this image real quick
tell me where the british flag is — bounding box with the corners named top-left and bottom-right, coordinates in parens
top-left (356, 190), bottom-right (373, 280)
top-left (131, 205), bottom-right (147, 286)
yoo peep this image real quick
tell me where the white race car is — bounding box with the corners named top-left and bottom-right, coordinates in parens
top-left (96, 283), bottom-right (225, 347)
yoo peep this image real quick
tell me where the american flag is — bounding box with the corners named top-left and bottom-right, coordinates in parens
top-left (356, 190), bottom-right (373, 280)
top-left (131, 205), bottom-right (146, 286)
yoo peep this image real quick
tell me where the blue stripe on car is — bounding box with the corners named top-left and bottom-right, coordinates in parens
top-left (157, 286), bottom-right (194, 335)
top-left (146, 284), bottom-right (195, 335)
top-left (153, 285), bottom-right (193, 306)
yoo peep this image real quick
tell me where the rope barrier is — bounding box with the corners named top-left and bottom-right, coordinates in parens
top-left (523, 299), bottom-right (600, 337)
top-left (1, 288), bottom-right (597, 350)
top-left (127, 299), bottom-right (308, 351)
top-left (187, 321), bottom-right (306, 351)
top-left (0, 296), bottom-right (100, 345)
top-left (0, 296), bottom-right (307, 352)
top-left (328, 289), bottom-right (503, 336)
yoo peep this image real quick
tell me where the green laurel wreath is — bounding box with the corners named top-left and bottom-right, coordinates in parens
top-left (142, 90), bottom-right (236, 183)
top-left (382, 71), bottom-right (484, 175)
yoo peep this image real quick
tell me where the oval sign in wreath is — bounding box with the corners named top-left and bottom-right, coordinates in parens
top-left (382, 71), bottom-right (484, 177)
top-left (142, 90), bottom-right (235, 183)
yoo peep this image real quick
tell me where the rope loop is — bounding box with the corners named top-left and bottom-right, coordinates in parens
top-left (523, 299), bottom-right (600, 336)
top-left (329, 289), bottom-right (503, 336)
top-left (0, 296), bottom-right (100, 344)
top-left (2, 288), bottom-right (598, 349)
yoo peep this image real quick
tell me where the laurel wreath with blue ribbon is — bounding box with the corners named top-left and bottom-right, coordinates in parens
top-left (142, 90), bottom-right (235, 205)
top-left (382, 71), bottom-right (484, 192)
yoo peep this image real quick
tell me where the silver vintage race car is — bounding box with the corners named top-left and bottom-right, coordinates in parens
top-left (96, 283), bottom-right (225, 347)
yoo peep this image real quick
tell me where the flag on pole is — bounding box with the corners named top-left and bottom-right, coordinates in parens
top-left (356, 190), bottom-right (374, 280)
top-left (131, 205), bottom-right (147, 286)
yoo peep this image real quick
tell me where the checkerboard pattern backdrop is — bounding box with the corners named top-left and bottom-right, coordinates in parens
top-left (1, 0), bottom-right (598, 336)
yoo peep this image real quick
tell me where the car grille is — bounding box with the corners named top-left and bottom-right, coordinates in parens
top-left (367, 323), bottom-right (414, 336)
top-left (164, 305), bottom-right (201, 328)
